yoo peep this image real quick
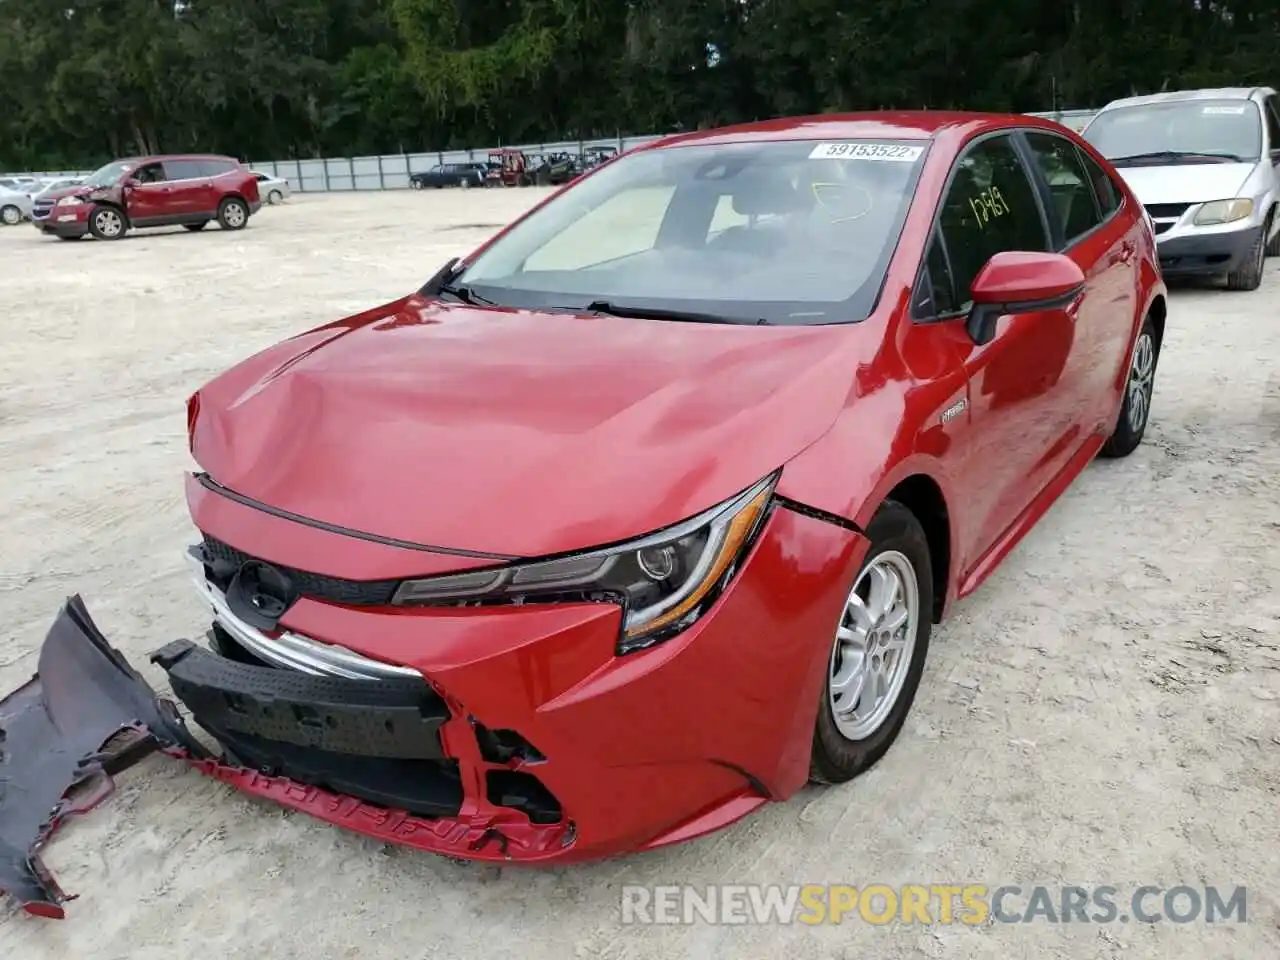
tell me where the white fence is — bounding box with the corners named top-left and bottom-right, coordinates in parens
top-left (5, 110), bottom-right (1098, 189)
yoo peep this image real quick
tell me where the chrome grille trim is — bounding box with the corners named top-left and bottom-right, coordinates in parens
top-left (185, 553), bottom-right (420, 681)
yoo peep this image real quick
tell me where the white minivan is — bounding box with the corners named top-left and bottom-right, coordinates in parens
top-left (1082, 86), bottom-right (1280, 290)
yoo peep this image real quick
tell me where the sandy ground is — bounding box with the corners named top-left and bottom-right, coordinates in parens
top-left (0, 190), bottom-right (1277, 960)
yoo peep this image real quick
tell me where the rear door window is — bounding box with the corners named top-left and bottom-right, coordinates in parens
top-left (198, 159), bottom-right (237, 178)
top-left (163, 159), bottom-right (206, 180)
top-left (1075, 149), bottom-right (1122, 217)
top-left (1022, 132), bottom-right (1104, 247)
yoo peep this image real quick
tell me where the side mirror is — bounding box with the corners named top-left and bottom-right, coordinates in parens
top-left (965, 251), bottom-right (1085, 346)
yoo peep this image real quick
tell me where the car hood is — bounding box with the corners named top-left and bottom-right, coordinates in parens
top-left (1111, 162), bottom-right (1257, 206)
top-left (36, 185), bottom-right (95, 202)
top-left (191, 295), bottom-right (870, 558)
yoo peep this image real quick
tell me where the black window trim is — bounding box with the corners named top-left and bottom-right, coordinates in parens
top-left (910, 128), bottom-right (1054, 324)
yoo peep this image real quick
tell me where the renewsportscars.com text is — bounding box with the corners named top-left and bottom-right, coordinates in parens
top-left (619, 884), bottom-right (1248, 926)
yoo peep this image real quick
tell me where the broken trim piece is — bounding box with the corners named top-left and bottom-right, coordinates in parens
top-left (0, 597), bottom-right (207, 919)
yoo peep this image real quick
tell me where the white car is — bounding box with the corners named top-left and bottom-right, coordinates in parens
top-left (33, 177), bottom-right (83, 199)
top-left (0, 185), bottom-right (33, 225)
top-left (1083, 85), bottom-right (1280, 291)
top-left (0, 176), bottom-right (42, 196)
top-left (252, 171), bottom-right (292, 204)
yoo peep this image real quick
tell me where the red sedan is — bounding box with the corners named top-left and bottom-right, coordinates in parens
top-left (2, 111), bottom-right (1166, 915)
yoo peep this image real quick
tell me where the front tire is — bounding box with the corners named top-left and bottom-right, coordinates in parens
top-left (1100, 314), bottom-right (1158, 458)
top-left (88, 205), bottom-right (127, 240)
top-left (217, 197), bottom-right (248, 231)
top-left (810, 500), bottom-right (933, 785)
top-left (1265, 213), bottom-right (1279, 258)
top-left (1225, 225), bottom-right (1266, 290)
top-left (0, 204), bottom-right (21, 226)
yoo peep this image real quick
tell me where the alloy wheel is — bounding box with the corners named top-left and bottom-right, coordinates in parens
top-left (95, 209), bottom-right (123, 237)
top-left (223, 203), bottom-right (246, 227)
top-left (1127, 332), bottom-right (1155, 434)
top-left (828, 550), bottom-right (920, 741)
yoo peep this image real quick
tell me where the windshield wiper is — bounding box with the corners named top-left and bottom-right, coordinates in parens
top-left (1109, 150), bottom-right (1247, 165)
top-left (583, 300), bottom-right (769, 325)
top-left (439, 282), bottom-right (496, 306)
top-left (420, 256), bottom-right (497, 306)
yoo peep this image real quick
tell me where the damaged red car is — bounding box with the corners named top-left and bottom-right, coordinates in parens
top-left (2, 112), bottom-right (1167, 917)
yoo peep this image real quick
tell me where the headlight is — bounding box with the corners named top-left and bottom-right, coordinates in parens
top-left (55, 196), bottom-right (84, 207)
top-left (1194, 198), bottom-right (1253, 226)
top-left (392, 472), bottom-right (778, 654)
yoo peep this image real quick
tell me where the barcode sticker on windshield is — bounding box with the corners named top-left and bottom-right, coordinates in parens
top-left (809, 142), bottom-right (924, 162)
top-left (1202, 105), bottom-right (1247, 114)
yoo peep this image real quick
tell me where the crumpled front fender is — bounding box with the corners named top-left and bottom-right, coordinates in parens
top-left (0, 597), bottom-right (207, 918)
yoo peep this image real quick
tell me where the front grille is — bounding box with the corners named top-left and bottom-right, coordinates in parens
top-left (200, 535), bottom-right (400, 606)
top-left (1144, 202), bottom-right (1191, 220)
top-left (31, 201), bottom-right (53, 220)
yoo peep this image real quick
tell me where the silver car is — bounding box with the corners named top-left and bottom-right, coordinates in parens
top-left (1082, 86), bottom-right (1280, 290)
top-left (0, 185), bottom-right (33, 225)
top-left (251, 171), bottom-right (292, 204)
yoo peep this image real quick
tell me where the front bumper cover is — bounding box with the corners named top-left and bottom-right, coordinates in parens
top-left (0, 598), bottom-right (208, 918)
top-left (1156, 223), bottom-right (1263, 276)
top-left (1, 504), bottom-right (867, 918)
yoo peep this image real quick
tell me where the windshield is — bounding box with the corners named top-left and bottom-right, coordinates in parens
top-left (454, 138), bottom-right (929, 325)
top-left (83, 160), bottom-right (137, 188)
top-left (1084, 99), bottom-right (1262, 164)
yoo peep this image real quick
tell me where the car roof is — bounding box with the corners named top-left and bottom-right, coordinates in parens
top-left (638, 111), bottom-right (1078, 151)
top-left (112, 154), bottom-right (240, 165)
top-left (1097, 87), bottom-right (1275, 112)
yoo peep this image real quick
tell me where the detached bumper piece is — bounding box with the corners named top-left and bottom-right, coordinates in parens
top-left (0, 598), bottom-right (207, 919)
top-left (150, 639), bottom-right (463, 817)
top-left (1, 600), bottom-right (573, 919)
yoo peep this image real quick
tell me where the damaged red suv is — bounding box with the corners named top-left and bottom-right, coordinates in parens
top-left (3, 112), bottom-right (1167, 917)
top-left (31, 153), bottom-right (260, 240)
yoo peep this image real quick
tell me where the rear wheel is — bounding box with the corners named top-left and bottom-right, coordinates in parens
top-left (216, 197), bottom-right (248, 230)
top-left (1100, 314), bottom-right (1158, 458)
top-left (410, 180), bottom-right (424, 190)
top-left (809, 501), bottom-right (933, 785)
top-left (88, 205), bottom-right (127, 240)
top-left (184, 221), bottom-right (208, 232)
top-left (1225, 225), bottom-right (1266, 290)
top-left (0, 204), bottom-right (21, 225)
top-left (267, 189), bottom-right (283, 204)
top-left (460, 179), bottom-right (471, 190)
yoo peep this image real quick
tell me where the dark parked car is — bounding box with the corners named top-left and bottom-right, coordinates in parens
top-left (409, 162), bottom-right (487, 190)
top-left (533, 152), bottom-right (581, 185)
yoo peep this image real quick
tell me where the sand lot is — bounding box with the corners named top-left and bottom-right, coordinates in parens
top-left (1, 190), bottom-right (1278, 960)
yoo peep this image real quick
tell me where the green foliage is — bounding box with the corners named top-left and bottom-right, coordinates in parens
top-left (1, 0), bottom-right (1277, 169)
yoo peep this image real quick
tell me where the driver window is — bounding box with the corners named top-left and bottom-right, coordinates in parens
top-left (131, 163), bottom-right (166, 184)
top-left (937, 135), bottom-right (1050, 306)
top-left (523, 185), bottom-right (676, 271)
